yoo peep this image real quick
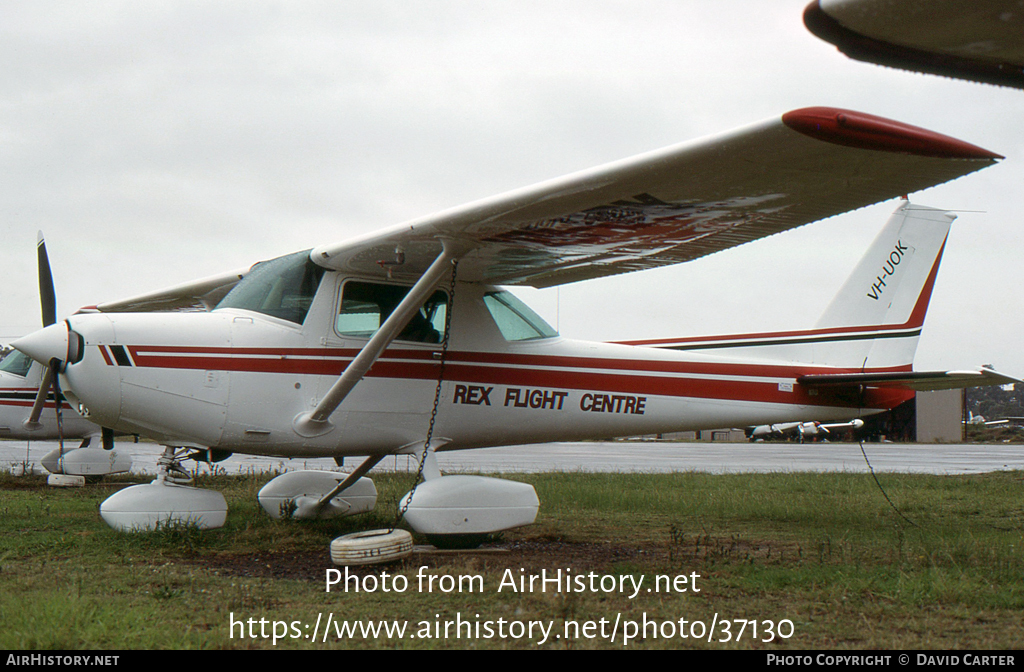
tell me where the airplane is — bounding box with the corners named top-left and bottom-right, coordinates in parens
top-left (11, 106), bottom-right (1021, 550)
top-left (746, 419), bottom-right (865, 442)
top-left (1, 233), bottom-right (247, 479)
top-left (965, 411), bottom-right (1011, 427)
top-left (804, 0), bottom-right (1024, 90)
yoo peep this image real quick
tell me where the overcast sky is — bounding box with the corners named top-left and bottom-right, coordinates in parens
top-left (2, 1), bottom-right (1022, 376)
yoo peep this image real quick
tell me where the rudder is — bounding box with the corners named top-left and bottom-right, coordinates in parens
top-left (810, 200), bottom-right (952, 369)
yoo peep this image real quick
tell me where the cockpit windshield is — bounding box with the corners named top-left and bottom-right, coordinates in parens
top-left (0, 349), bottom-right (33, 377)
top-left (216, 250), bottom-right (325, 325)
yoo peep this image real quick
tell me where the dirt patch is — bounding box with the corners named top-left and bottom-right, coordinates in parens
top-left (192, 539), bottom-right (669, 582)
top-left (0, 477), bottom-right (50, 490)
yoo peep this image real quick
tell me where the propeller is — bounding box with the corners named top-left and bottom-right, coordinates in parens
top-left (22, 232), bottom-right (67, 432)
top-left (14, 232), bottom-right (122, 476)
top-left (22, 365), bottom-right (54, 431)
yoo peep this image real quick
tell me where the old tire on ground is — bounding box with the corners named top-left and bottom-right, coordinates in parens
top-left (330, 529), bottom-right (413, 566)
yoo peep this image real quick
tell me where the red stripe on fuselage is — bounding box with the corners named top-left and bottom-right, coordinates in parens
top-left (116, 345), bottom-right (913, 410)
top-left (123, 345), bottom-right (906, 378)
top-left (0, 399), bottom-right (60, 409)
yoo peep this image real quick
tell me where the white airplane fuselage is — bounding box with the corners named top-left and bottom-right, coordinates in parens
top-left (52, 275), bottom-right (909, 458)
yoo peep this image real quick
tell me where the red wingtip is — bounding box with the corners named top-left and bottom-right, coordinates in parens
top-left (782, 107), bottom-right (1003, 160)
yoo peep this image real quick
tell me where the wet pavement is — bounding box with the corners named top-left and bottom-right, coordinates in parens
top-left (3, 439), bottom-right (1022, 477)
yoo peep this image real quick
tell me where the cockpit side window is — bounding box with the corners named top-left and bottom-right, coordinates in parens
top-left (0, 350), bottom-right (33, 377)
top-left (216, 250), bottom-right (325, 325)
top-left (336, 281), bottom-right (448, 344)
top-left (482, 291), bottom-right (558, 341)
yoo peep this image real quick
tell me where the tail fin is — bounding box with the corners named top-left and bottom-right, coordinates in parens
top-left (623, 200), bottom-right (952, 370)
top-left (809, 200), bottom-right (952, 368)
top-left (814, 201), bottom-right (951, 330)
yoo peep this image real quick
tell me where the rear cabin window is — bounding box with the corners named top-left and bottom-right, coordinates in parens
top-left (482, 291), bottom-right (558, 341)
top-left (336, 281), bottom-right (448, 344)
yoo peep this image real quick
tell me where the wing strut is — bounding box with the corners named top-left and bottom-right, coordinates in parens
top-left (293, 244), bottom-right (461, 437)
top-left (309, 453), bottom-right (386, 516)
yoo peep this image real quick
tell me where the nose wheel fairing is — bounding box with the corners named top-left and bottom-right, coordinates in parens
top-left (99, 446), bottom-right (227, 532)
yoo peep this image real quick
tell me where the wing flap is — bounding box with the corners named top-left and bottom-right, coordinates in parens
top-left (313, 107), bottom-right (999, 288)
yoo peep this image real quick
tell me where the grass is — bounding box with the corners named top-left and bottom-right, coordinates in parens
top-left (1, 469), bottom-right (1022, 649)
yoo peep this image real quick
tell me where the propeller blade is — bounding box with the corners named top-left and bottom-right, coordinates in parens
top-left (51, 364), bottom-right (66, 457)
top-left (23, 364), bottom-right (55, 430)
top-left (37, 231), bottom-right (57, 328)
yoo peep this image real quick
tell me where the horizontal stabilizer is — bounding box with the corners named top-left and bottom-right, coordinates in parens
top-left (799, 368), bottom-right (1022, 392)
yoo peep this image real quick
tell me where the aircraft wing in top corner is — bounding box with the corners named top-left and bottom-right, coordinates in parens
top-left (311, 107), bottom-right (999, 289)
top-left (805, 0), bottom-right (1024, 90)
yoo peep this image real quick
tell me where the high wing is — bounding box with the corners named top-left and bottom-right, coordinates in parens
top-left (805, 0), bottom-right (1024, 90)
top-left (800, 368), bottom-right (1023, 392)
top-left (312, 107), bottom-right (999, 288)
top-left (79, 267), bottom-right (249, 314)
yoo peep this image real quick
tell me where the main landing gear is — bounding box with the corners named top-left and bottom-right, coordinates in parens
top-left (255, 449), bottom-right (539, 546)
top-left (395, 447), bottom-right (538, 550)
